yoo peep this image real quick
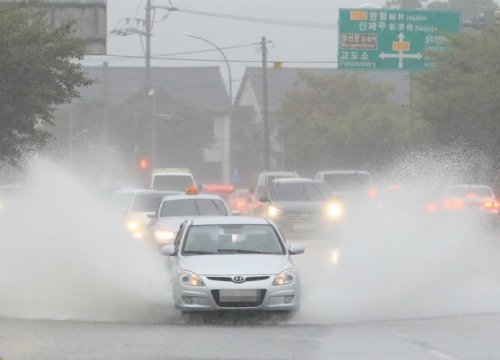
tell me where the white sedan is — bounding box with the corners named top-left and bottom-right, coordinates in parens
top-left (148, 193), bottom-right (230, 246)
top-left (161, 216), bottom-right (304, 312)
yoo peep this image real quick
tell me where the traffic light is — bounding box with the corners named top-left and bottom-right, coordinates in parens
top-left (139, 158), bottom-right (149, 170)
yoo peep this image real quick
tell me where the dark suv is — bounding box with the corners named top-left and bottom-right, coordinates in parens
top-left (259, 178), bottom-right (343, 234)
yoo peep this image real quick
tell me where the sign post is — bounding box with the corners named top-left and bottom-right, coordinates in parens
top-left (338, 9), bottom-right (461, 71)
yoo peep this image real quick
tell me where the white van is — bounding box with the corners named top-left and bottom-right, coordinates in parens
top-left (150, 168), bottom-right (196, 192)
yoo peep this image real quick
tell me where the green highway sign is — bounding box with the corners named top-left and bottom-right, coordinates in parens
top-left (338, 9), bottom-right (462, 71)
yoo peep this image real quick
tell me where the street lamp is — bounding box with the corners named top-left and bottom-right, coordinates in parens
top-left (182, 33), bottom-right (232, 102)
top-left (182, 33), bottom-right (232, 184)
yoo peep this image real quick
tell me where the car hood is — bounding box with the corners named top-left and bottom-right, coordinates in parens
top-left (155, 217), bottom-right (187, 231)
top-left (270, 201), bottom-right (326, 213)
top-left (178, 254), bottom-right (293, 276)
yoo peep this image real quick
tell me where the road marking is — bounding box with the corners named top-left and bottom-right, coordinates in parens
top-left (428, 349), bottom-right (459, 360)
top-left (394, 331), bottom-right (461, 360)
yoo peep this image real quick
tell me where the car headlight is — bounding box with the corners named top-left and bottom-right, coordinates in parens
top-left (326, 202), bottom-right (343, 219)
top-left (267, 205), bottom-right (282, 219)
top-left (127, 220), bottom-right (140, 231)
top-left (178, 270), bottom-right (205, 287)
top-left (273, 268), bottom-right (296, 286)
top-left (154, 228), bottom-right (176, 244)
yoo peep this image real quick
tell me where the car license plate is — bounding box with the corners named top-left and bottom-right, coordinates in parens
top-left (293, 222), bottom-right (315, 230)
top-left (219, 289), bottom-right (259, 302)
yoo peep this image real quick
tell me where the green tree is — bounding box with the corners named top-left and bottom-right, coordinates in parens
top-left (414, 26), bottom-right (500, 171)
top-left (279, 72), bottom-right (425, 174)
top-left (0, 3), bottom-right (90, 164)
top-left (427, 0), bottom-right (498, 21)
top-left (387, 0), bottom-right (497, 21)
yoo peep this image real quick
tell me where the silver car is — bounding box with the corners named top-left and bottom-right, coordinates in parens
top-left (149, 193), bottom-right (230, 246)
top-left (161, 216), bottom-right (304, 312)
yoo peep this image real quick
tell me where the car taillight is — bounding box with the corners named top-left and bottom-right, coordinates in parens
top-left (483, 201), bottom-right (500, 211)
top-left (368, 187), bottom-right (377, 198)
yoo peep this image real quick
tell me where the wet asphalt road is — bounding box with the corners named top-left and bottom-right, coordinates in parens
top-left (2, 314), bottom-right (500, 360)
top-left (2, 222), bottom-right (500, 360)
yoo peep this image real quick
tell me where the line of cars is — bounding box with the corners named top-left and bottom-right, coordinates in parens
top-left (253, 170), bottom-right (500, 234)
top-left (112, 167), bottom-right (500, 314)
top-left (253, 170), bottom-right (377, 236)
top-left (111, 168), bottom-right (305, 313)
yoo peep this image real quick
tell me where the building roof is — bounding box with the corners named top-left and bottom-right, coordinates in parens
top-left (73, 65), bottom-right (230, 112)
top-left (234, 67), bottom-right (410, 112)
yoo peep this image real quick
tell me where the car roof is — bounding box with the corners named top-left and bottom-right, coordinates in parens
top-left (273, 177), bottom-right (320, 184)
top-left (190, 216), bottom-right (269, 226)
top-left (161, 193), bottom-right (226, 201)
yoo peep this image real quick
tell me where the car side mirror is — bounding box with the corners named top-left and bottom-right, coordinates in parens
top-left (160, 244), bottom-right (176, 256)
top-left (259, 193), bottom-right (270, 202)
top-left (288, 242), bottom-right (304, 255)
top-left (147, 213), bottom-right (156, 219)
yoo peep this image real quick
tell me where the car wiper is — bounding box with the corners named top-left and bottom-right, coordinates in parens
top-left (217, 249), bottom-right (268, 254)
top-left (182, 250), bottom-right (215, 255)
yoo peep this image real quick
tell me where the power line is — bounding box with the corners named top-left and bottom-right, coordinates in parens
top-left (101, 53), bottom-right (338, 64)
top-left (161, 5), bottom-right (338, 29)
top-left (154, 41), bottom-right (264, 57)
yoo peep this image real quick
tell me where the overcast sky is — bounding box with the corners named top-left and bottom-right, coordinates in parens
top-left (85, 0), bottom-right (390, 86)
top-left (84, 0), bottom-right (496, 93)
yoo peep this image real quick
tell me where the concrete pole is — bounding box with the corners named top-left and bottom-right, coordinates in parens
top-left (262, 36), bottom-right (270, 171)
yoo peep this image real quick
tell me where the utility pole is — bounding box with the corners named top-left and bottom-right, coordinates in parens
top-left (144, 0), bottom-right (154, 169)
top-left (145, 0), bottom-right (152, 91)
top-left (261, 36), bottom-right (270, 171)
top-left (102, 61), bottom-right (109, 143)
top-left (111, 1), bottom-right (176, 174)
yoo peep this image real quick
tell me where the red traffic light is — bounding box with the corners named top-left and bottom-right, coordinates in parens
top-left (139, 158), bottom-right (149, 170)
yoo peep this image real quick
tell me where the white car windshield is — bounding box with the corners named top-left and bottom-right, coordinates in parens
top-left (152, 175), bottom-right (193, 191)
top-left (182, 224), bottom-right (285, 255)
top-left (272, 182), bottom-right (331, 201)
top-left (160, 199), bottom-right (228, 217)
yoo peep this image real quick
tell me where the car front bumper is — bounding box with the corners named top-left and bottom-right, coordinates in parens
top-left (173, 276), bottom-right (300, 312)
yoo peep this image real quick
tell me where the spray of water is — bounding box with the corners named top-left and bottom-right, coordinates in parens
top-left (0, 158), bottom-right (173, 322)
top-left (1, 151), bottom-right (499, 325)
top-left (295, 150), bottom-right (500, 324)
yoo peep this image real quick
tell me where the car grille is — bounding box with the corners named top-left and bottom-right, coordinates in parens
top-left (211, 289), bottom-right (267, 308)
top-left (284, 212), bottom-right (322, 223)
top-left (207, 276), bottom-right (270, 282)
